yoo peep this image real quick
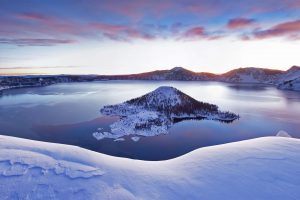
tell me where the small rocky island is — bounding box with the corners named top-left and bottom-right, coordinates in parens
top-left (94, 86), bottom-right (239, 140)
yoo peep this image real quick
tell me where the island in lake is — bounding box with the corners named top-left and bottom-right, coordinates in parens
top-left (93, 86), bottom-right (239, 140)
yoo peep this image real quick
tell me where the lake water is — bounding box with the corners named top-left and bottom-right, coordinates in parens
top-left (1, 81), bottom-right (300, 160)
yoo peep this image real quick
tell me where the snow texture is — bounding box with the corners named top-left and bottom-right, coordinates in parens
top-left (0, 135), bottom-right (299, 199)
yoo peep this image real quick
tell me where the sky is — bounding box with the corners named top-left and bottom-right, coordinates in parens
top-left (1, 0), bottom-right (300, 75)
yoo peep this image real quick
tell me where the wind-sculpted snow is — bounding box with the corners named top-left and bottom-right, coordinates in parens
top-left (97, 86), bottom-right (239, 140)
top-left (0, 135), bottom-right (300, 199)
top-left (0, 149), bottom-right (105, 179)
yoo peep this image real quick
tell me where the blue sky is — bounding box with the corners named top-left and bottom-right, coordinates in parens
top-left (1, 0), bottom-right (300, 75)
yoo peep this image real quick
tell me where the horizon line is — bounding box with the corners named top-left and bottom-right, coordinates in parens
top-left (1, 65), bottom-right (298, 77)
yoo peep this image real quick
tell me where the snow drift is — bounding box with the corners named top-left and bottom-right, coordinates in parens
top-left (0, 135), bottom-right (299, 200)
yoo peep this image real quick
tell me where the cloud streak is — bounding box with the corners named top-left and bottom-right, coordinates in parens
top-left (17, 12), bottom-right (50, 21)
top-left (0, 66), bottom-right (80, 70)
top-left (0, 38), bottom-right (76, 46)
top-left (227, 18), bottom-right (256, 29)
top-left (253, 19), bottom-right (300, 39)
top-left (179, 26), bottom-right (223, 41)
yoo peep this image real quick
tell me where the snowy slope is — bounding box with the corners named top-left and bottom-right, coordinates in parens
top-left (219, 66), bottom-right (300, 91)
top-left (278, 77), bottom-right (300, 91)
top-left (0, 135), bottom-right (299, 199)
top-left (219, 67), bottom-right (284, 84)
top-left (277, 66), bottom-right (300, 91)
top-left (279, 66), bottom-right (300, 81)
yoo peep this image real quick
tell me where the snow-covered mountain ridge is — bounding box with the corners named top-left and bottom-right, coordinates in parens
top-left (96, 87), bottom-right (238, 140)
top-left (1, 66), bottom-right (300, 92)
top-left (0, 135), bottom-right (299, 199)
top-left (219, 67), bottom-right (284, 84)
top-left (219, 66), bottom-right (300, 91)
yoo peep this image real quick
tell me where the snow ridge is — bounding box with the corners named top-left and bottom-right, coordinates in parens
top-left (0, 149), bottom-right (105, 179)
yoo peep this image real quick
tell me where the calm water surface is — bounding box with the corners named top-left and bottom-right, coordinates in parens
top-left (0, 81), bottom-right (300, 160)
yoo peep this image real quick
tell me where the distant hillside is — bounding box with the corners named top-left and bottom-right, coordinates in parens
top-left (218, 67), bottom-right (284, 84)
top-left (1, 66), bottom-right (300, 92)
top-left (105, 67), bottom-right (217, 81)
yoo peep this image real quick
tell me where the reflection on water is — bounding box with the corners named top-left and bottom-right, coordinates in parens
top-left (0, 81), bottom-right (300, 160)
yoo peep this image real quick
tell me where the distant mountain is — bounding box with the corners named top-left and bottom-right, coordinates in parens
top-left (97, 86), bottom-right (238, 140)
top-left (1, 66), bottom-right (300, 92)
top-left (219, 67), bottom-right (284, 84)
top-left (109, 67), bottom-right (217, 81)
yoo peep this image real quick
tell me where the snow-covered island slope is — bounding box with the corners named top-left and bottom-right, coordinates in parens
top-left (0, 135), bottom-right (299, 199)
top-left (97, 86), bottom-right (238, 140)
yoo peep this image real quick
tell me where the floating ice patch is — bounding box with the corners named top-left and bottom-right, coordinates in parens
top-left (276, 130), bottom-right (292, 138)
top-left (92, 131), bottom-right (114, 140)
top-left (114, 138), bottom-right (125, 142)
top-left (92, 132), bottom-right (103, 140)
top-left (131, 136), bottom-right (140, 142)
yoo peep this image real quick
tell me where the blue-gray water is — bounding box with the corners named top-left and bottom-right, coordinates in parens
top-left (0, 81), bottom-right (300, 160)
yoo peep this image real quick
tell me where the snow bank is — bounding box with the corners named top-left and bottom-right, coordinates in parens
top-left (0, 135), bottom-right (299, 200)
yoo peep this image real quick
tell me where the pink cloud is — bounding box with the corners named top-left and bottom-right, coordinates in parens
top-left (125, 29), bottom-right (155, 40)
top-left (88, 22), bottom-right (155, 40)
top-left (227, 18), bottom-right (256, 29)
top-left (91, 0), bottom-right (174, 21)
top-left (1, 12), bottom-right (155, 41)
top-left (17, 12), bottom-right (50, 21)
top-left (180, 26), bottom-right (222, 40)
top-left (183, 27), bottom-right (206, 38)
top-left (89, 23), bottom-right (126, 34)
top-left (254, 19), bottom-right (300, 39)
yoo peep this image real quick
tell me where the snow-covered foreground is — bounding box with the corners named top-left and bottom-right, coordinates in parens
top-left (0, 135), bottom-right (299, 200)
